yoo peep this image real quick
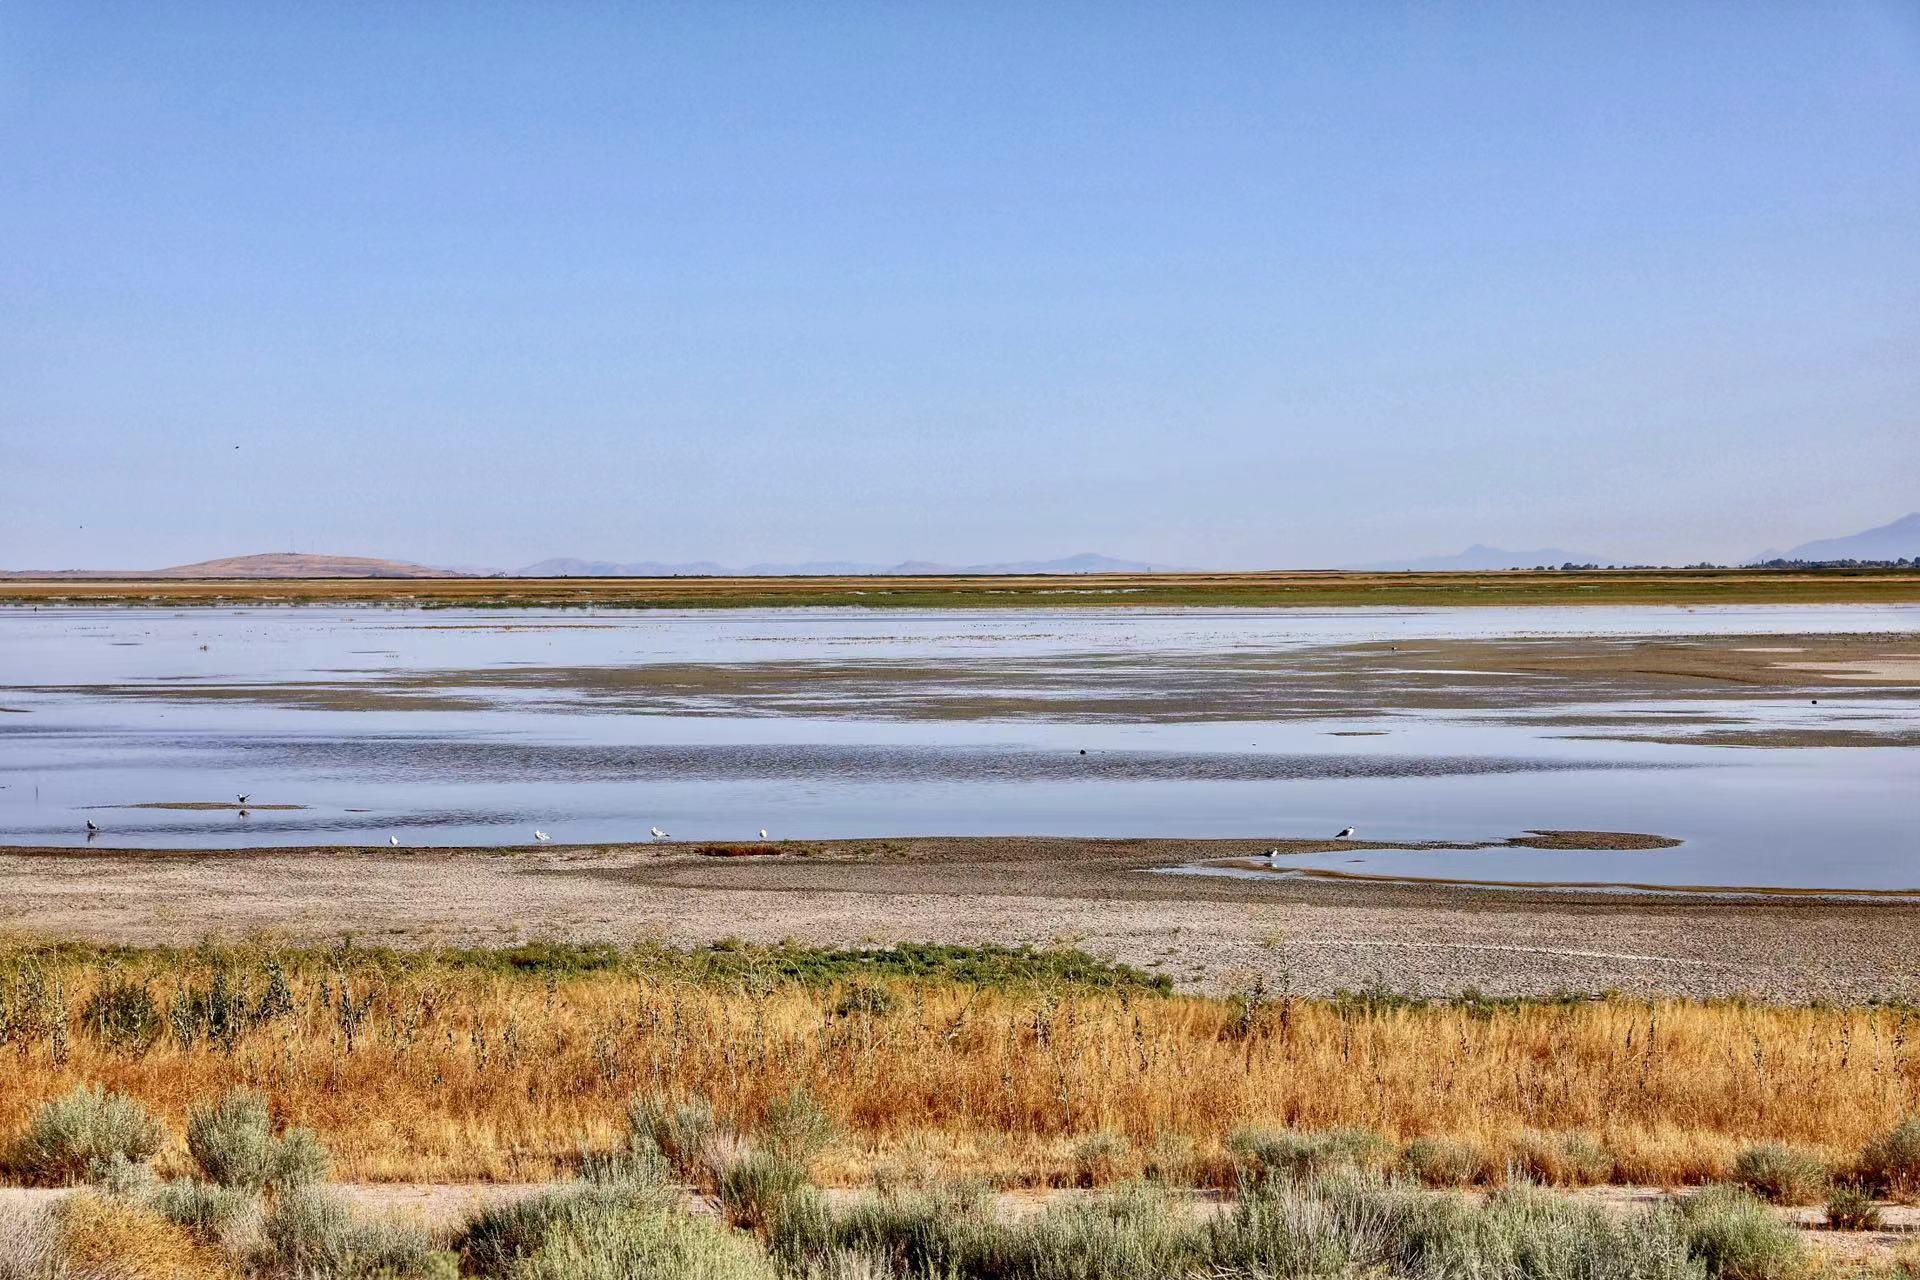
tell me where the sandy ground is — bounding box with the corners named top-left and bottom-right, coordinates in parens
top-left (4, 837), bottom-right (1918, 1000)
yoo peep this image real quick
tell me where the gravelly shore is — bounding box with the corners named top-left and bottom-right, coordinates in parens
top-left (3, 836), bottom-right (1916, 1001)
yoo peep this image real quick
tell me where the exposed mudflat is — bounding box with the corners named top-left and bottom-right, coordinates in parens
top-left (3, 837), bottom-right (1917, 1001)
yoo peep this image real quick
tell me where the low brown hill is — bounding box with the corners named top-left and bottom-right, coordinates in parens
top-left (2, 553), bottom-right (463, 579)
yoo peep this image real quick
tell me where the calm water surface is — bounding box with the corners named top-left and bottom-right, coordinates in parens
top-left (1, 605), bottom-right (1915, 890)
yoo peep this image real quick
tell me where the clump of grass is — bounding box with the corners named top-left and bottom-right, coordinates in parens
top-left (1859, 1118), bottom-right (1920, 1201)
top-left (1730, 1143), bottom-right (1830, 1205)
top-left (44, 1191), bottom-right (231, 1280)
top-left (1070, 1130), bottom-right (1132, 1188)
top-left (258, 1185), bottom-right (453, 1280)
top-left (187, 1089), bottom-right (329, 1191)
top-left (1225, 1126), bottom-right (1392, 1180)
top-left (1, 1085), bottom-right (165, 1185)
top-left (1674, 1185), bottom-right (1807, 1280)
top-left (1141, 1133), bottom-right (1198, 1186)
top-left (78, 971), bottom-right (162, 1053)
top-left (760, 1088), bottom-right (836, 1169)
top-left (1825, 1183), bottom-right (1882, 1232)
top-left (1400, 1135), bottom-right (1492, 1187)
top-left (1510, 1129), bottom-right (1616, 1186)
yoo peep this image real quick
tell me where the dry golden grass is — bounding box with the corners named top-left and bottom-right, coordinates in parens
top-left (46, 1192), bottom-right (235, 1279)
top-left (2, 946), bottom-right (1915, 1187)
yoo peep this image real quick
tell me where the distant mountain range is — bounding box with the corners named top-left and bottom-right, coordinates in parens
top-left (0, 550), bottom-right (1185, 579)
top-left (1750, 513), bottom-right (1920, 564)
top-left (1344, 544), bottom-right (1615, 572)
top-left (515, 552), bottom-right (1189, 576)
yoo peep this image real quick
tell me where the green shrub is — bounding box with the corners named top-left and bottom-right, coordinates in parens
top-left (1225, 1126), bottom-right (1392, 1180)
top-left (149, 1177), bottom-right (263, 1251)
top-left (718, 1150), bottom-right (813, 1231)
top-left (458, 1182), bottom-right (677, 1276)
top-left (260, 1186), bottom-right (453, 1279)
top-left (187, 1089), bottom-right (328, 1190)
top-left (1825, 1183), bottom-right (1882, 1232)
top-left (1071, 1130), bottom-right (1131, 1188)
top-left (457, 1182), bottom-right (769, 1280)
top-left (1675, 1185), bottom-right (1807, 1280)
top-left (1400, 1135), bottom-right (1492, 1187)
top-left (1731, 1144), bottom-right (1829, 1205)
top-left (1511, 1130), bottom-right (1616, 1186)
top-left (760, 1089), bottom-right (836, 1169)
top-left (578, 1131), bottom-right (672, 1186)
top-left (1860, 1118), bottom-right (1920, 1201)
top-left (2, 1085), bottom-right (165, 1185)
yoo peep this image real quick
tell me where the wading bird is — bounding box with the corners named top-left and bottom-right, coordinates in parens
top-left (650, 826), bottom-right (669, 839)
top-left (534, 830), bottom-right (550, 842)
top-left (1335, 827), bottom-right (1355, 838)
top-left (389, 836), bottom-right (399, 846)
top-left (236, 794), bottom-right (249, 805)
top-left (759, 829), bottom-right (769, 840)
top-left (85, 820), bottom-right (99, 835)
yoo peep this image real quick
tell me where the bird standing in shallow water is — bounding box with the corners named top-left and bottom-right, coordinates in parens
top-left (236, 794), bottom-right (249, 805)
top-left (85, 820), bottom-right (99, 836)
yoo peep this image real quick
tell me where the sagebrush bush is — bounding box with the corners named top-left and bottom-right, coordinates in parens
top-left (1674, 1185), bottom-right (1806, 1280)
top-left (1730, 1144), bottom-right (1829, 1205)
top-left (1400, 1135), bottom-right (1492, 1187)
top-left (149, 1178), bottom-right (265, 1253)
top-left (2, 1085), bottom-right (165, 1185)
top-left (259, 1186), bottom-right (452, 1280)
top-left (1825, 1183), bottom-right (1882, 1232)
top-left (1860, 1118), bottom-right (1920, 1201)
top-left (457, 1180), bottom-right (765, 1280)
top-left (187, 1090), bottom-right (328, 1190)
top-left (718, 1150), bottom-right (813, 1231)
top-left (1225, 1126), bottom-right (1392, 1180)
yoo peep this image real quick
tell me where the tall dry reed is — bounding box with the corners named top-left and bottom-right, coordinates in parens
top-left (2, 946), bottom-right (1914, 1185)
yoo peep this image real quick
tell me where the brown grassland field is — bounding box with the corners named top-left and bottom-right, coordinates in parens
top-left (3, 940), bottom-right (1916, 1191)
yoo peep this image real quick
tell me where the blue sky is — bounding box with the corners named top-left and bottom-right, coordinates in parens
top-left (3, 3), bottom-right (1916, 570)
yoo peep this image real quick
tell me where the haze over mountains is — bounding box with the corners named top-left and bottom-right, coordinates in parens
top-left (1750, 512), bottom-right (1920, 564)
top-left (5, 516), bottom-right (1914, 578)
top-left (517, 553), bottom-right (1188, 577)
top-left (1345, 545), bottom-right (1615, 572)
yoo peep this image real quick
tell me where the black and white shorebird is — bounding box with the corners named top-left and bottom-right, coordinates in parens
top-left (1334, 826), bottom-right (1355, 839)
top-left (85, 820), bottom-right (99, 836)
top-left (534, 830), bottom-right (550, 842)
top-left (759, 828), bottom-right (769, 840)
top-left (650, 825), bottom-right (669, 840)
top-left (236, 794), bottom-right (250, 805)
top-left (389, 835), bottom-right (399, 846)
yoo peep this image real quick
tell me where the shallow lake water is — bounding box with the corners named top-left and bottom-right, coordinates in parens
top-left (1, 604), bottom-right (1915, 891)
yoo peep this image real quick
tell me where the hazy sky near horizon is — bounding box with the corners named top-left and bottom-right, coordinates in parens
top-left (3, 4), bottom-right (1917, 571)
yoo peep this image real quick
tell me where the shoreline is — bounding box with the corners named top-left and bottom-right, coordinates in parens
top-left (5, 835), bottom-right (1917, 1002)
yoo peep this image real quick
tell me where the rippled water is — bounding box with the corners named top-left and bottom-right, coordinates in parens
top-left (1, 605), bottom-right (1916, 889)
